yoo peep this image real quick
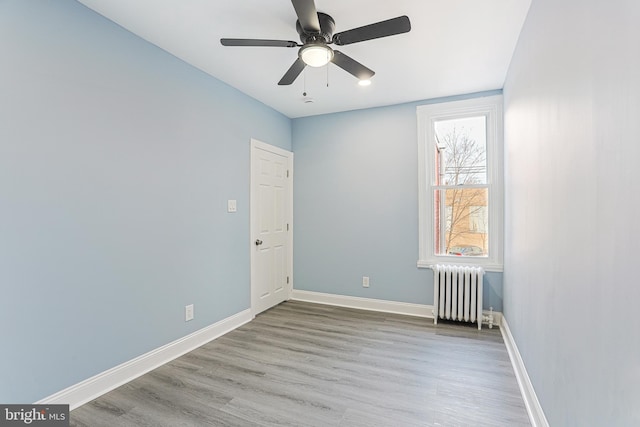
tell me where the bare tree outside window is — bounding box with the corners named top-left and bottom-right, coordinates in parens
top-left (434, 117), bottom-right (489, 256)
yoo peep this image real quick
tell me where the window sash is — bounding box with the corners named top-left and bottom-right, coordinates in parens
top-left (434, 187), bottom-right (489, 257)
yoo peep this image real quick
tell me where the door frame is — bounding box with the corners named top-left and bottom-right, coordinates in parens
top-left (249, 138), bottom-right (294, 316)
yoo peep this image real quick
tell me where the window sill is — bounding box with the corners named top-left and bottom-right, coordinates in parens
top-left (417, 259), bottom-right (503, 273)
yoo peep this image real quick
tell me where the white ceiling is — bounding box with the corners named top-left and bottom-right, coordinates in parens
top-left (77, 0), bottom-right (531, 119)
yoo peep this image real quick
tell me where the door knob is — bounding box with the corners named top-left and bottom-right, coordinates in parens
top-left (255, 239), bottom-right (263, 246)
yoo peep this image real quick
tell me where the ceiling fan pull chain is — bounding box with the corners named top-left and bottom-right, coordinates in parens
top-left (303, 66), bottom-right (307, 96)
top-left (326, 55), bottom-right (330, 88)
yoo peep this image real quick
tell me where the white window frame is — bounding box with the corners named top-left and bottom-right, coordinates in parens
top-left (417, 95), bottom-right (503, 272)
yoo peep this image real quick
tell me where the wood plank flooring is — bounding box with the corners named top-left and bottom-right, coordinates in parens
top-left (70, 301), bottom-right (530, 426)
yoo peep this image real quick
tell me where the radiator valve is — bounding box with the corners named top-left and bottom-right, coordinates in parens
top-left (488, 307), bottom-right (494, 329)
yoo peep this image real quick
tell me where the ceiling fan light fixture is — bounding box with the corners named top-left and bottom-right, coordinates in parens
top-left (299, 44), bottom-right (333, 67)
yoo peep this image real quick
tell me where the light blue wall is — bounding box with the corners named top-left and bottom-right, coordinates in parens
top-left (503, 0), bottom-right (640, 425)
top-left (292, 94), bottom-right (504, 310)
top-left (0, 0), bottom-right (290, 403)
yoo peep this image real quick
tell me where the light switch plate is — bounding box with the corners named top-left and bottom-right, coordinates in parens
top-left (227, 200), bottom-right (237, 213)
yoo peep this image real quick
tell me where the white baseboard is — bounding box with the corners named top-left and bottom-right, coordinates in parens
top-left (291, 289), bottom-right (433, 317)
top-left (290, 289), bottom-right (502, 326)
top-left (37, 309), bottom-right (253, 410)
top-left (500, 316), bottom-right (549, 427)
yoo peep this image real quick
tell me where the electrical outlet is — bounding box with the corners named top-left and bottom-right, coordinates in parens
top-left (185, 304), bottom-right (194, 322)
top-left (362, 276), bottom-right (370, 288)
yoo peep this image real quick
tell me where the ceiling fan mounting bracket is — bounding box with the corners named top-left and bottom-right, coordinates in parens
top-left (296, 12), bottom-right (335, 45)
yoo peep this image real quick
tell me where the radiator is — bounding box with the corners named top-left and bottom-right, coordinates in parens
top-left (432, 265), bottom-right (489, 330)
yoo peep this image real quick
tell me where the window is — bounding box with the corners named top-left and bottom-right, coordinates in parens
top-left (417, 95), bottom-right (503, 271)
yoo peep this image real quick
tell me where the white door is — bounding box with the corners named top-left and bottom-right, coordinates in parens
top-left (250, 139), bottom-right (293, 315)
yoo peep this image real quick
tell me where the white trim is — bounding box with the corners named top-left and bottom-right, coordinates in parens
top-left (417, 94), bottom-right (504, 270)
top-left (417, 259), bottom-right (503, 273)
top-left (37, 309), bottom-right (253, 410)
top-left (291, 289), bottom-right (433, 318)
top-left (500, 316), bottom-right (549, 427)
top-left (290, 289), bottom-right (502, 326)
top-left (250, 138), bottom-right (292, 158)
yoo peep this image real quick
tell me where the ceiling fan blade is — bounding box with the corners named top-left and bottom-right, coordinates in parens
top-left (220, 38), bottom-right (299, 48)
top-left (278, 58), bottom-right (306, 85)
top-left (332, 15), bottom-right (411, 46)
top-left (291, 0), bottom-right (320, 33)
top-left (331, 50), bottom-right (374, 80)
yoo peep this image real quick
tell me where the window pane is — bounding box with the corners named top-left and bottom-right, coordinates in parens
top-left (434, 188), bottom-right (489, 257)
top-left (434, 116), bottom-right (487, 185)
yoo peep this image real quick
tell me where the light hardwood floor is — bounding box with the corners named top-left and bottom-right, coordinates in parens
top-left (70, 301), bottom-right (530, 426)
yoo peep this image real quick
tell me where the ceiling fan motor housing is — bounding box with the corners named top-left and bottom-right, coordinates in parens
top-left (296, 12), bottom-right (335, 44)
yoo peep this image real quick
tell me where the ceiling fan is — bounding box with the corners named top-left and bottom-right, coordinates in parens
top-left (220, 0), bottom-right (411, 85)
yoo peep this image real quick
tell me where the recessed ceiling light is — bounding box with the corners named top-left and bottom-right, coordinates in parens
top-left (358, 79), bottom-right (372, 86)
